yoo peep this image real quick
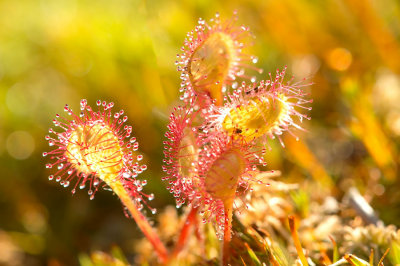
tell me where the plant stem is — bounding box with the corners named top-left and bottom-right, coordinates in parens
top-left (109, 181), bottom-right (169, 264)
top-left (169, 206), bottom-right (198, 261)
top-left (222, 204), bottom-right (233, 266)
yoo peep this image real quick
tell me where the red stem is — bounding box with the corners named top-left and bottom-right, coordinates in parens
top-left (110, 181), bottom-right (169, 264)
top-left (170, 206), bottom-right (199, 260)
top-left (222, 205), bottom-right (233, 266)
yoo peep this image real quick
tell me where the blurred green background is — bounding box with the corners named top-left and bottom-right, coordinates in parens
top-left (1, 0), bottom-right (400, 265)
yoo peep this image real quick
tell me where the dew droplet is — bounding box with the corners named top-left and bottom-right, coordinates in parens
top-left (80, 99), bottom-right (87, 110)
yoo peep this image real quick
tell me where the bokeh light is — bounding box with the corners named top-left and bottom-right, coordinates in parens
top-left (326, 47), bottom-right (352, 71)
top-left (6, 131), bottom-right (35, 160)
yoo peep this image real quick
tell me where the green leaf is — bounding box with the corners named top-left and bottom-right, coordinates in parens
top-left (79, 254), bottom-right (94, 266)
top-left (390, 241), bottom-right (400, 265)
top-left (110, 245), bottom-right (129, 265)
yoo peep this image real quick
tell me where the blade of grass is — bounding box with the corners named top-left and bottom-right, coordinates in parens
top-left (244, 242), bottom-right (262, 266)
top-left (329, 235), bottom-right (339, 262)
top-left (288, 215), bottom-right (308, 266)
top-left (369, 249), bottom-right (374, 265)
top-left (344, 254), bottom-right (370, 266)
top-left (378, 248), bottom-right (390, 266)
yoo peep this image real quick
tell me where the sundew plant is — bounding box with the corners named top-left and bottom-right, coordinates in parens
top-left (43, 13), bottom-right (311, 266)
top-left (43, 13), bottom-right (396, 266)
